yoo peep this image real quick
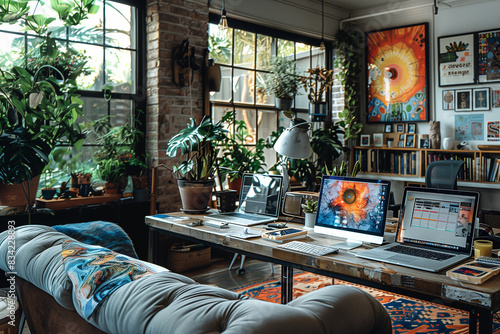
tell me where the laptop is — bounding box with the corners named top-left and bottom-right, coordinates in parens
top-left (356, 187), bottom-right (480, 272)
top-left (205, 173), bottom-right (283, 226)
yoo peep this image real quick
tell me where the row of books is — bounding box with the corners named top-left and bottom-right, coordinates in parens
top-left (355, 149), bottom-right (418, 175)
top-left (426, 154), bottom-right (476, 182)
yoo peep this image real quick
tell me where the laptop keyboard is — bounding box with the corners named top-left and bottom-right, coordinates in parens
top-left (279, 241), bottom-right (339, 256)
top-left (223, 212), bottom-right (269, 221)
top-left (387, 245), bottom-right (454, 261)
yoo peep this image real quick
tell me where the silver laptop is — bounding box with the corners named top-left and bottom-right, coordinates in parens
top-left (356, 187), bottom-right (479, 272)
top-left (205, 173), bottom-right (283, 226)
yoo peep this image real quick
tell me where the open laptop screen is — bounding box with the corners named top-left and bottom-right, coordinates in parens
top-left (398, 187), bottom-right (479, 253)
top-left (237, 174), bottom-right (283, 217)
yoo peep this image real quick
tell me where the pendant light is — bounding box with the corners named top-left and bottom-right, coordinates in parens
top-left (219, 0), bottom-right (228, 30)
top-left (320, 0), bottom-right (325, 50)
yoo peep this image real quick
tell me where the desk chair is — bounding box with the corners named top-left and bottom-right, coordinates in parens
top-left (425, 160), bottom-right (465, 189)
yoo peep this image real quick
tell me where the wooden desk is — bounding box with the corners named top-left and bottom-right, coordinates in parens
top-left (146, 213), bottom-right (500, 334)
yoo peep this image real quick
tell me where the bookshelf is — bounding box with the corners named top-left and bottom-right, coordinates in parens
top-left (351, 146), bottom-right (500, 189)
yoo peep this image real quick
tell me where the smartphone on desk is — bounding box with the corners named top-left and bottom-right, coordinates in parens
top-left (261, 228), bottom-right (307, 241)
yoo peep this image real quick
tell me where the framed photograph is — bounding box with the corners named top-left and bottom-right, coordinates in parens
top-left (478, 29), bottom-right (500, 83)
top-left (360, 134), bottom-right (370, 147)
top-left (396, 123), bottom-right (405, 133)
top-left (399, 134), bottom-right (405, 141)
top-left (373, 133), bottom-right (383, 147)
top-left (473, 88), bottom-right (490, 111)
top-left (493, 90), bottom-right (500, 108)
top-left (438, 33), bottom-right (476, 86)
top-left (405, 134), bottom-right (415, 147)
top-left (407, 123), bottom-right (416, 134)
top-left (398, 141), bottom-right (405, 147)
top-left (456, 89), bottom-right (472, 111)
top-left (443, 90), bottom-right (455, 110)
top-left (419, 138), bottom-right (430, 148)
top-left (384, 124), bottom-right (392, 133)
top-left (366, 23), bottom-right (429, 123)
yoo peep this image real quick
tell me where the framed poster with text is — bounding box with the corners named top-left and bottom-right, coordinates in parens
top-left (438, 33), bottom-right (476, 86)
top-left (366, 23), bottom-right (429, 123)
top-left (478, 29), bottom-right (500, 83)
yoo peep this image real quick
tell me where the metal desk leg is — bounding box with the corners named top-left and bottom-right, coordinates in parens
top-left (469, 309), bottom-right (477, 334)
top-left (148, 227), bottom-right (158, 263)
top-left (478, 309), bottom-right (493, 334)
top-left (280, 265), bottom-right (293, 304)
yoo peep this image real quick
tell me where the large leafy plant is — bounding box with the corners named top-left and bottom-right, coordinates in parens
top-left (263, 57), bottom-right (302, 100)
top-left (166, 115), bottom-right (228, 180)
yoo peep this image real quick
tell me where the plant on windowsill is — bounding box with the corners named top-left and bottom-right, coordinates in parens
top-left (219, 112), bottom-right (266, 193)
top-left (301, 66), bottom-right (334, 121)
top-left (166, 114), bottom-right (229, 212)
top-left (262, 57), bottom-right (303, 111)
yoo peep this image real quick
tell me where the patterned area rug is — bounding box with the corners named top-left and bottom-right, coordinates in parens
top-left (233, 272), bottom-right (500, 334)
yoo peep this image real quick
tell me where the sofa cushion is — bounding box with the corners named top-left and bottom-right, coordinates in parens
top-left (61, 240), bottom-right (167, 318)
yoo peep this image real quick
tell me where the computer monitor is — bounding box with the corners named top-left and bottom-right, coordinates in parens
top-left (314, 175), bottom-right (391, 250)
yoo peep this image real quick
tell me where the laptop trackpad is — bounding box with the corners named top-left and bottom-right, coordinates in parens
top-left (388, 254), bottom-right (416, 263)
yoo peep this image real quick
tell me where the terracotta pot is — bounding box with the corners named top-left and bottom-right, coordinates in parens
top-left (227, 176), bottom-right (242, 195)
top-left (0, 175), bottom-right (41, 210)
top-left (104, 179), bottom-right (126, 195)
top-left (177, 179), bottom-right (215, 212)
top-left (132, 175), bottom-right (148, 190)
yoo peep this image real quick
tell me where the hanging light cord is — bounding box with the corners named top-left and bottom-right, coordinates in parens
top-left (320, 0), bottom-right (325, 50)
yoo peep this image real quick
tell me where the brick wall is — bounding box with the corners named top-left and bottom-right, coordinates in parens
top-left (146, 0), bottom-right (209, 213)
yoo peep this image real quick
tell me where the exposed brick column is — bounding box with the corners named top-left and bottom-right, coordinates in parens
top-left (146, 0), bottom-right (208, 213)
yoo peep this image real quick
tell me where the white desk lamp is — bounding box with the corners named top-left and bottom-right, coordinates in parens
top-left (273, 118), bottom-right (312, 194)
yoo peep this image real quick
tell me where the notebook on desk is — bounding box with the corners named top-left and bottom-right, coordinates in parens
top-left (356, 187), bottom-right (479, 272)
top-left (205, 173), bottom-right (283, 226)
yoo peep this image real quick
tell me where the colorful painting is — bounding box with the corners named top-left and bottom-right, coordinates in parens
top-left (478, 30), bottom-right (500, 83)
top-left (438, 33), bottom-right (475, 86)
top-left (455, 114), bottom-right (484, 141)
top-left (487, 121), bottom-right (500, 142)
top-left (493, 90), bottom-right (500, 108)
top-left (366, 23), bottom-right (428, 123)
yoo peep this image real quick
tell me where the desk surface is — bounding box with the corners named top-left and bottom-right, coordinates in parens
top-left (146, 212), bottom-right (500, 312)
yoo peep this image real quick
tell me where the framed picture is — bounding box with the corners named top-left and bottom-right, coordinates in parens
top-left (473, 88), bottom-right (490, 111)
top-left (405, 134), bottom-right (415, 147)
top-left (493, 90), bottom-right (500, 108)
top-left (438, 33), bottom-right (476, 86)
top-left (456, 89), bottom-right (472, 111)
top-left (407, 123), bottom-right (416, 134)
top-left (399, 134), bottom-right (405, 141)
top-left (398, 141), bottom-right (405, 147)
top-left (373, 133), bottom-right (383, 147)
top-left (419, 138), bottom-right (430, 148)
top-left (478, 29), bottom-right (500, 83)
top-left (360, 134), bottom-right (370, 146)
top-left (443, 90), bottom-right (455, 110)
top-left (384, 124), bottom-right (392, 133)
top-left (366, 23), bottom-right (429, 123)
top-left (396, 123), bottom-right (405, 133)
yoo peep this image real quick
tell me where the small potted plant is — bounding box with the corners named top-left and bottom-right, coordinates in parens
top-left (40, 169), bottom-right (57, 200)
top-left (263, 57), bottom-right (302, 111)
top-left (301, 66), bottom-right (334, 121)
top-left (98, 159), bottom-right (127, 195)
top-left (301, 198), bottom-right (318, 230)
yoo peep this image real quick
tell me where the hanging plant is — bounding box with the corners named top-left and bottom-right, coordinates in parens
top-left (333, 28), bottom-right (363, 142)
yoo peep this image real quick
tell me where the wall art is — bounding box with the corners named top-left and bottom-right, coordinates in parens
top-left (478, 29), bottom-right (500, 83)
top-left (443, 90), bottom-right (455, 110)
top-left (366, 23), bottom-right (429, 123)
top-left (438, 33), bottom-right (475, 86)
top-left (473, 88), bottom-right (490, 111)
top-left (455, 89), bottom-right (472, 111)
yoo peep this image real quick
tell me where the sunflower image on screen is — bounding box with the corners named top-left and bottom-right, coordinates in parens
top-left (317, 179), bottom-right (385, 234)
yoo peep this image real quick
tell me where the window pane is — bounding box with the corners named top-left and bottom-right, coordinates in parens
top-left (80, 97), bottom-right (109, 144)
top-left (234, 29), bottom-right (255, 69)
top-left (110, 99), bottom-right (133, 128)
top-left (209, 23), bottom-right (232, 65)
top-left (0, 33), bottom-right (24, 70)
top-left (72, 43), bottom-right (104, 90)
top-left (256, 35), bottom-right (272, 70)
top-left (233, 69), bottom-right (254, 104)
top-left (278, 39), bottom-right (294, 57)
top-left (69, 0), bottom-right (104, 44)
top-left (212, 106), bottom-right (233, 136)
top-left (296, 43), bottom-right (309, 54)
top-left (256, 71), bottom-right (272, 105)
top-left (105, 2), bottom-right (135, 48)
top-left (235, 109), bottom-right (256, 145)
top-left (211, 66), bottom-right (232, 102)
top-left (106, 48), bottom-right (135, 93)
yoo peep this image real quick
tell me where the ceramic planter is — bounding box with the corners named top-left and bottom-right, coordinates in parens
top-left (304, 212), bottom-right (316, 230)
top-left (177, 179), bottom-right (215, 213)
top-left (275, 97), bottom-right (293, 111)
top-left (0, 175), bottom-right (41, 210)
top-left (41, 188), bottom-right (57, 200)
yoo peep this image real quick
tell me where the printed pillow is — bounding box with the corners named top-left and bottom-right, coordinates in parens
top-left (61, 240), bottom-right (167, 318)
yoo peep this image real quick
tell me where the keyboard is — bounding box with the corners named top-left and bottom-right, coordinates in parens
top-left (278, 241), bottom-right (339, 256)
top-left (217, 212), bottom-right (269, 221)
top-left (387, 245), bottom-right (453, 261)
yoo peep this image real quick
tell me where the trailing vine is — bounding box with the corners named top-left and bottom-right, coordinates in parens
top-left (333, 28), bottom-right (364, 142)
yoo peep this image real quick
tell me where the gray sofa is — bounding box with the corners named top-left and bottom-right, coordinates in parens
top-left (0, 225), bottom-right (392, 334)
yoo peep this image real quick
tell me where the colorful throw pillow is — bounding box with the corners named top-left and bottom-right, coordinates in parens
top-left (61, 240), bottom-right (167, 318)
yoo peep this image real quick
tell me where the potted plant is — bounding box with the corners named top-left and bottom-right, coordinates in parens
top-left (301, 198), bottom-right (318, 230)
top-left (166, 115), bottom-right (228, 212)
top-left (40, 169), bottom-right (57, 200)
top-left (98, 159), bottom-right (127, 195)
top-left (263, 57), bottom-right (302, 111)
top-left (301, 66), bottom-right (334, 121)
top-left (219, 112), bottom-right (266, 193)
